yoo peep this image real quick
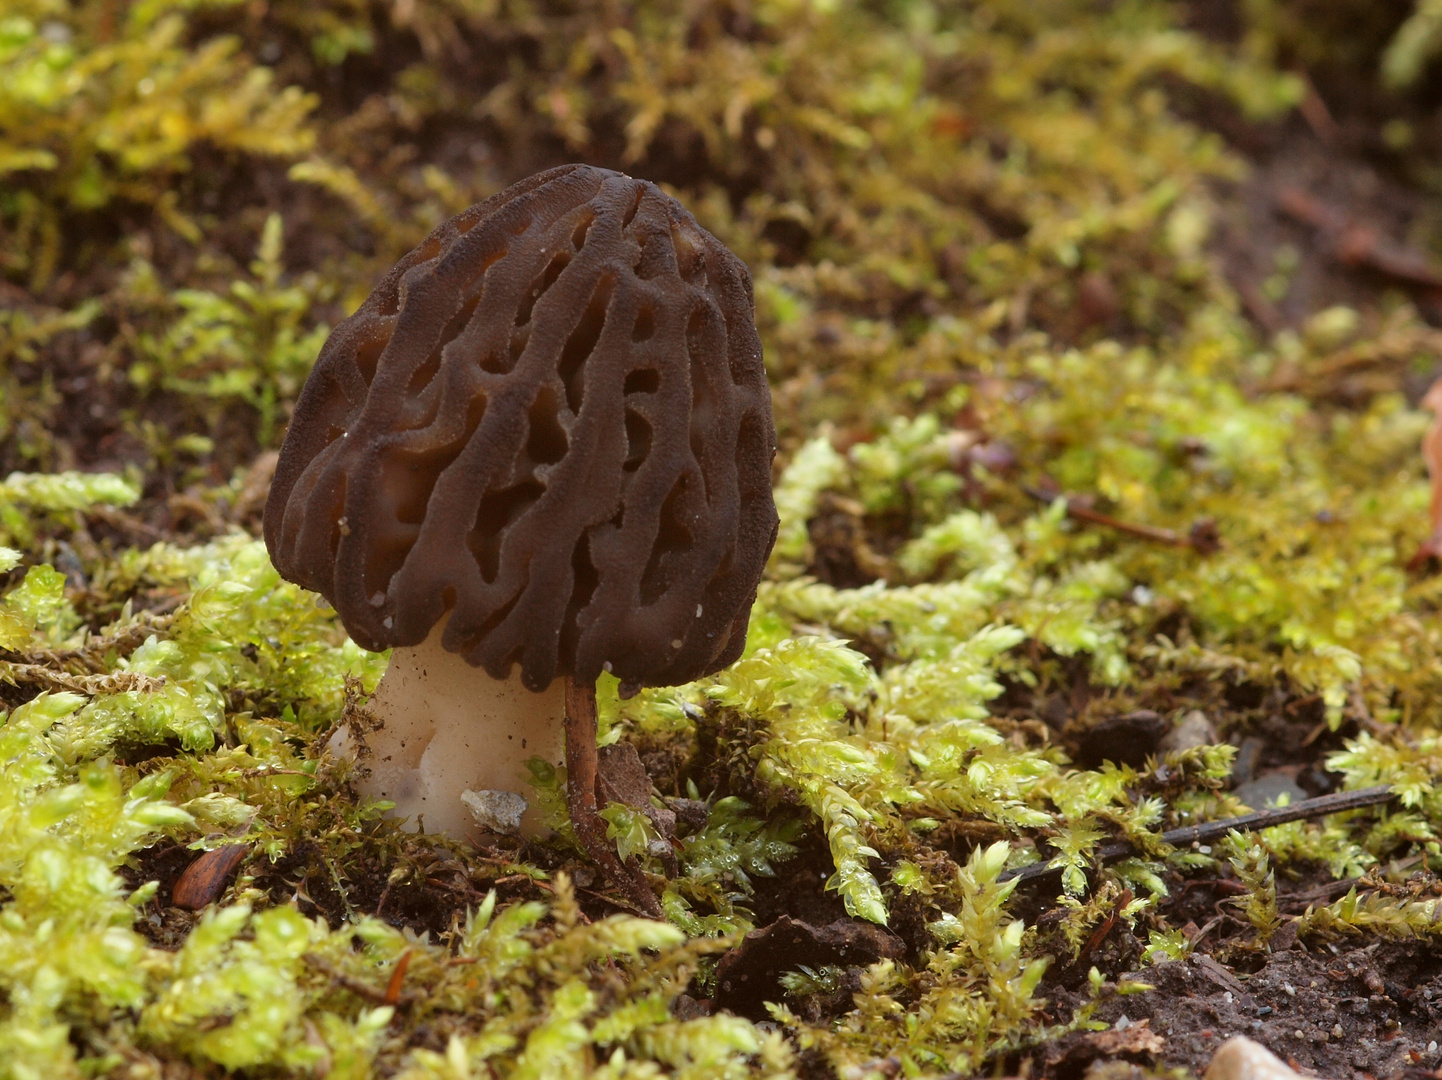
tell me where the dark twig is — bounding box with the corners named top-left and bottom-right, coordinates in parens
top-left (1002, 785), bottom-right (1397, 887)
top-left (1073, 887), bottom-right (1132, 966)
top-left (1277, 187), bottom-right (1442, 290)
top-left (1280, 876), bottom-right (1363, 912)
top-left (1023, 485), bottom-right (1220, 554)
top-left (85, 505), bottom-right (166, 542)
top-left (375, 875), bottom-right (395, 919)
top-left (1295, 71), bottom-right (1340, 144)
top-left (0, 662), bottom-right (165, 696)
top-left (564, 678), bottom-right (663, 918)
top-left (0, 613), bottom-right (174, 674)
top-left (1236, 276), bottom-right (1284, 334)
top-left (302, 953), bottom-right (397, 1005)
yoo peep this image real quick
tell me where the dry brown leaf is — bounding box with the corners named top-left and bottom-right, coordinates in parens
top-left (1079, 1020), bottom-right (1166, 1057)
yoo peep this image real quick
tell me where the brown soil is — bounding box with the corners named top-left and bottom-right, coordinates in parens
top-left (1046, 942), bottom-right (1442, 1079)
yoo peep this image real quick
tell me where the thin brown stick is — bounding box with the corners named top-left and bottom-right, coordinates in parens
top-left (0, 613), bottom-right (174, 674)
top-left (0, 663), bottom-right (165, 696)
top-left (1277, 186), bottom-right (1442, 289)
top-left (1296, 71), bottom-right (1340, 143)
top-left (564, 678), bottom-right (663, 917)
top-left (302, 953), bottom-right (399, 1005)
top-left (85, 505), bottom-right (167, 542)
top-left (383, 949), bottom-right (413, 1005)
top-left (1023, 485), bottom-right (1220, 554)
top-left (1001, 784), bottom-right (1397, 887)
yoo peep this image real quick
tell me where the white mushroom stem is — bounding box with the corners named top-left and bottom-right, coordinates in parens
top-left (329, 624), bottom-right (566, 839)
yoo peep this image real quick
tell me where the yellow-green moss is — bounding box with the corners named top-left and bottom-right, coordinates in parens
top-left (4, 0), bottom-right (1442, 1076)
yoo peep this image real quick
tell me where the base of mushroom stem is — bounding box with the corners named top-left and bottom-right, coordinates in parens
top-left (564, 678), bottom-right (664, 918)
top-left (330, 626), bottom-right (567, 840)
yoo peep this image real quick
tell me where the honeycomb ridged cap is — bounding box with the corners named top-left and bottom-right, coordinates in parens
top-left (264, 164), bottom-right (778, 692)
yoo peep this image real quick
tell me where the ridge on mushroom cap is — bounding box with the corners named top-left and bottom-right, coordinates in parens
top-left (264, 164), bottom-right (779, 692)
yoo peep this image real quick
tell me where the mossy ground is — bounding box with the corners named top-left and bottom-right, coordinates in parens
top-left (7, 0), bottom-right (1442, 1076)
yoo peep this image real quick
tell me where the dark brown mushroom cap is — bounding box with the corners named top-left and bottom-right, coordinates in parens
top-left (264, 164), bottom-right (778, 692)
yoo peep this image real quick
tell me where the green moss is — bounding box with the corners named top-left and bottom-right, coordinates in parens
top-left (127, 213), bottom-right (331, 446)
top-left (5, 0), bottom-right (1442, 1074)
top-left (0, 5), bottom-right (315, 288)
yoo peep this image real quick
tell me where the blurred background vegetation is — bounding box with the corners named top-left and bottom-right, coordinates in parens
top-left (8, 0), bottom-right (1442, 1076)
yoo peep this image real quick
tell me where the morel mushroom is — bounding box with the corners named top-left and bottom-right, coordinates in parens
top-left (264, 164), bottom-right (778, 914)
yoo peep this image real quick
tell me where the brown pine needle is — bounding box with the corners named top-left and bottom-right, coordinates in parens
top-left (383, 949), bottom-right (413, 1006)
top-left (1003, 785), bottom-right (1397, 887)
